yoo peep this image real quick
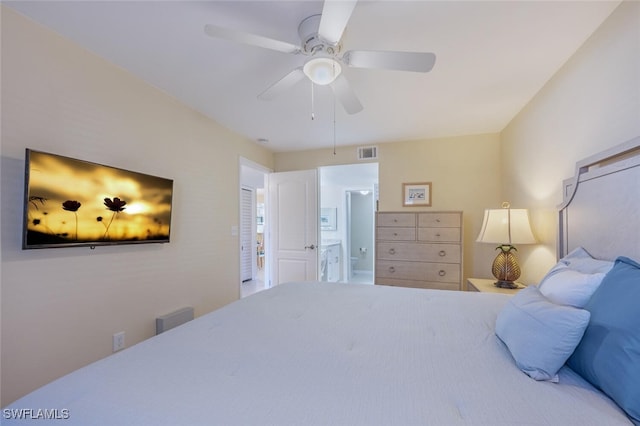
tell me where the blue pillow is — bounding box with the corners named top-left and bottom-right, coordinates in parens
top-left (495, 285), bottom-right (590, 381)
top-left (567, 256), bottom-right (640, 423)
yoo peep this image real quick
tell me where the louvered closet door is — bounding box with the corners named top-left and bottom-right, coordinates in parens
top-left (241, 188), bottom-right (253, 282)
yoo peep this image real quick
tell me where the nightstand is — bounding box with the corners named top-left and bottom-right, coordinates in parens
top-left (467, 278), bottom-right (525, 295)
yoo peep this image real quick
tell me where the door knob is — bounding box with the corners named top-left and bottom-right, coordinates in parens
top-left (305, 244), bottom-right (316, 250)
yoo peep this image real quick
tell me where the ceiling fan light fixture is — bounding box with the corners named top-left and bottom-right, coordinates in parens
top-left (303, 57), bottom-right (342, 85)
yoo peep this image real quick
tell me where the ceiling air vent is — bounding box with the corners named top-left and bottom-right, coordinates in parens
top-left (357, 146), bottom-right (378, 160)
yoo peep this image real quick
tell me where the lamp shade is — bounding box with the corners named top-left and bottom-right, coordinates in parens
top-left (476, 208), bottom-right (536, 245)
top-left (303, 57), bottom-right (342, 85)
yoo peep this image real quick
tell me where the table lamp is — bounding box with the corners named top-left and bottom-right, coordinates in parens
top-left (476, 202), bottom-right (536, 288)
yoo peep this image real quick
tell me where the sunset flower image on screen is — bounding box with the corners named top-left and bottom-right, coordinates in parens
top-left (24, 150), bottom-right (173, 248)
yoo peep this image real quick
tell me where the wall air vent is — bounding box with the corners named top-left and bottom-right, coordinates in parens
top-left (357, 146), bottom-right (378, 160)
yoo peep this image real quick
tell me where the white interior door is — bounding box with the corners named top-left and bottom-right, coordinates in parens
top-left (269, 169), bottom-right (318, 285)
top-left (240, 187), bottom-right (254, 282)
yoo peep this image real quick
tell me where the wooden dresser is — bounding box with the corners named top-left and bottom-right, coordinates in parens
top-left (375, 211), bottom-right (463, 291)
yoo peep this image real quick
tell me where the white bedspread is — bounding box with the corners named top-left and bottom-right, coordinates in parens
top-left (3, 282), bottom-right (633, 425)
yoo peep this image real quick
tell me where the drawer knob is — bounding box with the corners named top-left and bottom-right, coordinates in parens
top-left (389, 248), bottom-right (396, 255)
top-left (439, 250), bottom-right (446, 257)
top-left (393, 232), bottom-right (398, 236)
top-left (439, 270), bottom-right (446, 276)
top-left (435, 233), bottom-right (441, 237)
top-left (393, 219), bottom-right (398, 222)
top-left (436, 219), bottom-right (441, 222)
top-left (388, 266), bottom-right (396, 273)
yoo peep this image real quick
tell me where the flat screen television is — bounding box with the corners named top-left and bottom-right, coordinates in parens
top-left (23, 149), bottom-right (173, 249)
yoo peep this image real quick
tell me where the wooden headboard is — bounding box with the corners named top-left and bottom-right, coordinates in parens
top-left (558, 136), bottom-right (640, 261)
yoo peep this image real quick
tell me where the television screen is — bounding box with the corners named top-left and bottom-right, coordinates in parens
top-left (23, 149), bottom-right (173, 249)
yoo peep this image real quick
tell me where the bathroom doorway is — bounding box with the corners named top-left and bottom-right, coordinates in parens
top-left (319, 163), bottom-right (378, 284)
top-left (346, 189), bottom-right (375, 283)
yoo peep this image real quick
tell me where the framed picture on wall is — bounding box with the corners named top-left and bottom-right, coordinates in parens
top-left (402, 182), bottom-right (432, 207)
top-left (320, 208), bottom-right (337, 230)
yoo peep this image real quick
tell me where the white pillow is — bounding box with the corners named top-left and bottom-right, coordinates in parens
top-left (538, 264), bottom-right (605, 308)
top-left (558, 247), bottom-right (613, 274)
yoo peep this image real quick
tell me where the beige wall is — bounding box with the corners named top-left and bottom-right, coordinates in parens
top-left (0, 7), bottom-right (273, 405)
top-left (500, 0), bottom-right (640, 284)
top-left (275, 133), bottom-right (503, 285)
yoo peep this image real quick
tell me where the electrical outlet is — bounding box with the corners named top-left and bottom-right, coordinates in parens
top-left (112, 331), bottom-right (125, 352)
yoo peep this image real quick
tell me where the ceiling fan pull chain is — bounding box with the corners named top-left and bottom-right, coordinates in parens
top-left (311, 81), bottom-right (315, 121)
top-left (332, 60), bottom-right (337, 155)
top-left (333, 89), bottom-right (337, 155)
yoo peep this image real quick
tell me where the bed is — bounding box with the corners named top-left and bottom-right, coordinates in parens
top-left (3, 137), bottom-right (639, 425)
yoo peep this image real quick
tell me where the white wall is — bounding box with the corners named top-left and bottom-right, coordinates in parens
top-left (500, 0), bottom-right (640, 283)
top-left (0, 7), bottom-right (273, 405)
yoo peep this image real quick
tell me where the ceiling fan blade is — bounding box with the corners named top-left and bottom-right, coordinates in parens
top-left (204, 24), bottom-right (299, 54)
top-left (258, 68), bottom-right (306, 101)
top-left (318, 0), bottom-right (358, 45)
top-left (344, 50), bottom-right (436, 73)
top-left (330, 74), bottom-right (363, 115)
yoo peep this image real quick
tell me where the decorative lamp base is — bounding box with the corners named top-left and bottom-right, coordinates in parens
top-left (491, 245), bottom-right (522, 285)
top-left (494, 280), bottom-right (519, 289)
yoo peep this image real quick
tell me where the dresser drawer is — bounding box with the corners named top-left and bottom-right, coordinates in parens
top-left (377, 242), bottom-right (461, 263)
top-left (376, 260), bottom-right (460, 283)
top-left (376, 278), bottom-right (460, 291)
top-left (377, 213), bottom-right (416, 227)
top-left (418, 212), bottom-right (461, 228)
top-left (417, 227), bottom-right (461, 243)
top-left (377, 227), bottom-right (416, 241)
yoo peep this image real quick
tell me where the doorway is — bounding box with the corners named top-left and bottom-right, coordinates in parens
top-left (346, 189), bottom-right (375, 283)
top-left (239, 159), bottom-right (270, 298)
top-left (319, 163), bottom-right (378, 284)
top-left (240, 160), bottom-right (378, 295)
top-left (240, 161), bottom-right (320, 297)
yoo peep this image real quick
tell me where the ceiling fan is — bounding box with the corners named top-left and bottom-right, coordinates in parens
top-left (204, 0), bottom-right (436, 115)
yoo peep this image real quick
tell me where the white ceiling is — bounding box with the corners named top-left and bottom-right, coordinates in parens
top-left (5, 1), bottom-right (620, 152)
